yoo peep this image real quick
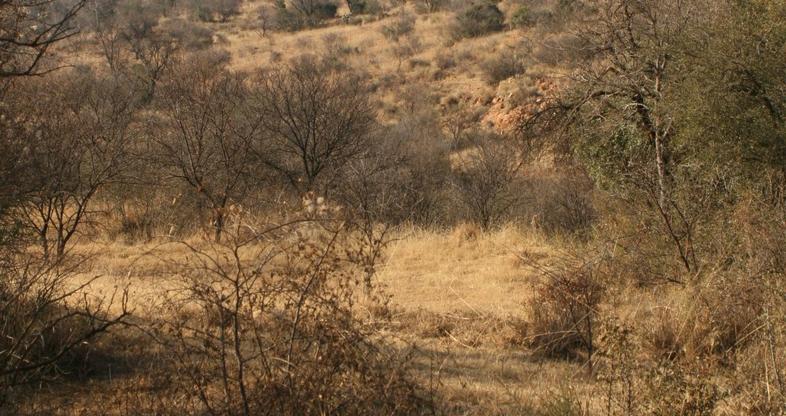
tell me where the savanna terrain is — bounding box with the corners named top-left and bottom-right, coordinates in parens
top-left (1, 0), bottom-right (785, 415)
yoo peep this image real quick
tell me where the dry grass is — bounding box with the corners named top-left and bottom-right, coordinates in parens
top-left (68, 223), bottom-right (549, 320)
top-left (48, 223), bottom-right (579, 414)
top-left (377, 224), bottom-right (550, 318)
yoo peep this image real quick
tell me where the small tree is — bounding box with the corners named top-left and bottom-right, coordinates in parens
top-left (453, 134), bottom-right (522, 229)
top-left (10, 71), bottom-right (136, 257)
top-left (154, 56), bottom-right (260, 242)
top-left (251, 56), bottom-right (374, 196)
top-left (95, 1), bottom-right (196, 101)
top-left (526, 0), bottom-right (711, 274)
top-left (380, 12), bottom-right (419, 71)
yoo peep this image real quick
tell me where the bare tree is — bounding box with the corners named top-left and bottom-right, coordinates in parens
top-left (251, 56), bottom-right (374, 196)
top-left (0, 0), bottom-right (86, 79)
top-left (453, 133), bottom-right (523, 229)
top-left (95, 1), bottom-right (182, 101)
top-left (154, 56), bottom-right (260, 242)
top-left (7, 70), bottom-right (136, 257)
top-left (0, 0), bottom-right (88, 235)
top-left (0, 254), bottom-right (130, 407)
top-left (380, 12), bottom-right (419, 71)
top-left (441, 98), bottom-right (483, 150)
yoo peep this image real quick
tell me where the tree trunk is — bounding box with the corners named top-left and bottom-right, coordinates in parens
top-left (654, 132), bottom-right (669, 211)
top-left (213, 210), bottom-right (225, 243)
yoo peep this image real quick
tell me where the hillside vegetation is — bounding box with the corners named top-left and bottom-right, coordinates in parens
top-left (1, 0), bottom-right (785, 414)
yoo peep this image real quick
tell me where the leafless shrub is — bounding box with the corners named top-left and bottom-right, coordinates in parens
top-left (0, 254), bottom-right (129, 407)
top-left (480, 51), bottom-right (526, 85)
top-left (334, 139), bottom-right (407, 289)
top-left (7, 70), bottom-right (136, 257)
top-left (149, 212), bottom-right (431, 415)
top-left (319, 33), bottom-right (356, 70)
top-left (452, 133), bottom-right (523, 229)
top-left (440, 97), bottom-right (484, 150)
top-left (380, 12), bottom-right (420, 71)
top-left (103, 185), bottom-right (198, 242)
top-left (524, 251), bottom-right (606, 373)
top-left (0, 0), bottom-right (86, 78)
top-left (153, 55), bottom-right (260, 242)
top-left (596, 318), bottom-right (642, 416)
top-left (95, 1), bottom-right (178, 100)
top-left (523, 170), bottom-right (595, 236)
top-left (189, 0), bottom-right (242, 23)
top-left (532, 33), bottom-right (589, 66)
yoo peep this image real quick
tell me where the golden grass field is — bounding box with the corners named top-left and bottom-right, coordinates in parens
top-left (40, 8), bottom-right (592, 411)
top-left (10, 1), bottom-right (779, 414)
top-left (61, 223), bottom-right (589, 415)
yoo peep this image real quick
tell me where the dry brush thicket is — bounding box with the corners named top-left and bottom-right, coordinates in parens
top-left (1, 0), bottom-right (786, 414)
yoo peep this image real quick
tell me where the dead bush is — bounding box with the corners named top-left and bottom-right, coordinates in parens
top-left (0, 254), bottom-right (129, 407)
top-left (532, 33), bottom-right (590, 66)
top-left (452, 132), bottom-right (523, 229)
top-left (524, 170), bottom-right (595, 236)
top-left (480, 51), bottom-right (526, 85)
top-left (189, 0), bottom-right (241, 22)
top-left (524, 251), bottom-right (606, 372)
top-left (596, 317), bottom-right (721, 416)
top-left (150, 213), bottom-right (431, 415)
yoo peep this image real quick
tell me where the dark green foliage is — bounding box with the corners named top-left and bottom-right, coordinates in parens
top-left (190, 0), bottom-right (242, 22)
top-left (347, 0), bottom-right (366, 14)
top-left (509, 5), bottom-right (533, 28)
top-left (313, 2), bottom-right (337, 19)
top-left (480, 52), bottom-right (526, 84)
top-left (274, 0), bottom-right (338, 30)
top-left (452, 1), bottom-right (504, 39)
